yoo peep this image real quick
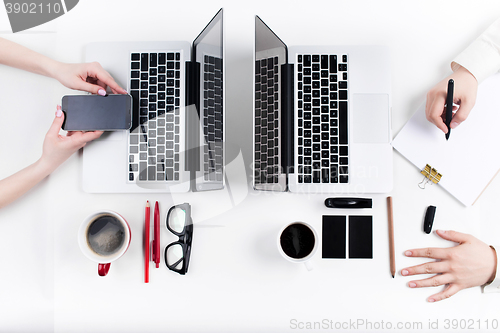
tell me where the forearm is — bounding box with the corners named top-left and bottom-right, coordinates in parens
top-left (0, 37), bottom-right (60, 78)
top-left (452, 18), bottom-right (500, 83)
top-left (0, 158), bottom-right (55, 209)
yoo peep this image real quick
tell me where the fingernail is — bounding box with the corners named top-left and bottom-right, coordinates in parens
top-left (450, 121), bottom-right (459, 129)
top-left (98, 89), bottom-right (106, 96)
top-left (409, 282), bottom-right (417, 288)
top-left (401, 269), bottom-right (409, 276)
top-left (405, 251), bottom-right (412, 256)
top-left (56, 105), bottom-right (62, 117)
top-left (428, 298), bottom-right (435, 303)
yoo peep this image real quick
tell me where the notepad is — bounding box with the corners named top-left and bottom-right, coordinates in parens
top-left (392, 73), bottom-right (500, 206)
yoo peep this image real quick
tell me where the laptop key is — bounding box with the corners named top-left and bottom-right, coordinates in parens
top-left (148, 166), bottom-right (155, 180)
top-left (329, 55), bottom-right (337, 73)
top-left (322, 169), bottom-right (329, 183)
top-left (313, 171), bottom-right (320, 183)
top-left (158, 53), bottom-right (166, 65)
top-left (304, 55), bottom-right (311, 67)
top-left (339, 101), bottom-right (348, 144)
top-left (321, 55), bottom-right (328, 69)
top-left (141, 53), bottom-right (148, 71)
top-left (166, 168), bottom-right (174, 180)
top-left (139, 162), bottom-right (147, 180)
top-left (340, 146), bottom-right (348, 156)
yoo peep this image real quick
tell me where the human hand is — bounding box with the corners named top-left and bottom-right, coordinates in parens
top-left (402, 230), bottom-right (497, 302)
top-left (39, 105), bottom-right (103, 172)
top-left (425, 65), bottom-right (478, 133)
top-left (51, 61), bottom-right (127, 96)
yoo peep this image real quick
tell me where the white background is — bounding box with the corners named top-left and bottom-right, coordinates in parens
top-left (1, 1), bottom-right (500, 332)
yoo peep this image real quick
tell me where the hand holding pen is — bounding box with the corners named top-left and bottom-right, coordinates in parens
top-left (425, 65), bottom-right (478, 134)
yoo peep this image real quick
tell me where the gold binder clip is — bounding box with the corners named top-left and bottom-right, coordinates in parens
top-left (419, 164), bottom-right (442, 189)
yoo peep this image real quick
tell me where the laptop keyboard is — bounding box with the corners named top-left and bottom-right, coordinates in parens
top-left (128, 52), bottom-right (182, 182)
top-left (202, 55), bottom-right (224, 182)
top-left (297, 54), bottom-right (349, 184)
top-left (254, 56), bottom-right (280, 185)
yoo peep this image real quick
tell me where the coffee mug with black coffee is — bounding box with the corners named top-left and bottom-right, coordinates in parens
top-left (78, 211), bottom-right (131, 276)
top-left (278, 222), bottom-right (317, 271)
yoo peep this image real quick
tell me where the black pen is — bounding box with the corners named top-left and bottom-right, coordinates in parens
top-left (445, 79), bottom-right (454, 140)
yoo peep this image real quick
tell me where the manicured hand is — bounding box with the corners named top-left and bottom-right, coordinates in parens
top-left (402, 230), bottom-right (497, 302)
top-left (52, 62), bottom-right (127, 96)
top-left (425, 65), bottom-right (478, 133)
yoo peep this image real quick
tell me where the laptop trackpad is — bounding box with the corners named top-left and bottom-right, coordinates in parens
top-left (352, 94), bottom-right (390, 144)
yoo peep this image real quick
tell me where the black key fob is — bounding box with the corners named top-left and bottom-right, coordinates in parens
top-left (424, 206), bottom-right (436, 234)
top-left (324, 197), bottom-right (372, 209)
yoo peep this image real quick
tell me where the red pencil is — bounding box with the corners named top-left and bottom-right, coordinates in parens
top-left (154, 201), bottom-right (160, 268)
top-left (145, 201), bottom-right (150, 283)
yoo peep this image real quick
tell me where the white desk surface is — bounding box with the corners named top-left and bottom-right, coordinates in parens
top-left (1, 1), bottom-right (500, 332)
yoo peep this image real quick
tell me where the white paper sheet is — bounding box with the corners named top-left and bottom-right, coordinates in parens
top-left (392, 73), bottom-right (500, 206)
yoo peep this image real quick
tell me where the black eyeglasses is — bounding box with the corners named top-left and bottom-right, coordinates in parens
top-left (164, 203), bottom-right (193, 275)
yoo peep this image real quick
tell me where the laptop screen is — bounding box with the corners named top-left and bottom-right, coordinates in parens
top-left (254, 16), bottom-right (290, 191)
top-left (193, 8), bottom-right (223, 64)
top-left (192, 8), bottom-right (224, 191)
top-left (255, 15), bottom-right (287, 56)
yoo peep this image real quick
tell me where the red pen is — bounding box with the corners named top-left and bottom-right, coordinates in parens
top-left (154, 201), bottom-right (160, 268)
top-left (145, 201), bottom-right (150, 283)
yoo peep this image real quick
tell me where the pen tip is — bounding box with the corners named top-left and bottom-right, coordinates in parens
top-left (392, 274), bottom-right (394, 278)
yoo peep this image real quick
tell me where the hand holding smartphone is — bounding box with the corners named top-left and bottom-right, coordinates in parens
top-left (61, 94), bottom-right (132, 131)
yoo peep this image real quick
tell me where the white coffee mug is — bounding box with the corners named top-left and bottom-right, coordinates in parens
top-left (78, 211), bottom-right (131, 276)
top-left (277, 222), bottom-right (318, 271)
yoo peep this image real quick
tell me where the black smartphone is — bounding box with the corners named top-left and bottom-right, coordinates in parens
top-left (61, 94), bottom-right (132, 131)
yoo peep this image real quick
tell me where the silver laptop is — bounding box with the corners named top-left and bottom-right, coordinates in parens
top-left (253, 16), bottom-right (392, 193)
top-left (83, 9), bottom-right (224, 193)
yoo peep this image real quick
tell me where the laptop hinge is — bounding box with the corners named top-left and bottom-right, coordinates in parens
top-left (185, 61), bottom-right (201, 173)
top-left (281, 63), bottom-right (294, 176)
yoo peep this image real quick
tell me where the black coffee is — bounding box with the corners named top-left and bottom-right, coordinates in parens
top-left (87, 215), bottom-right (125, 256)
top-left (280, 223), bottom-right (315, 259)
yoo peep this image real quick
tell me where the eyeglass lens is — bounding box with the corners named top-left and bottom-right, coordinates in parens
top-left (166, 244), bottom-right (184, 270)
top-left (168, 207), bottom-right (186, 233)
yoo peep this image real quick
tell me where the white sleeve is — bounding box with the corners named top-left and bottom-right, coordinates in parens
top-left (452, 18), bottom-right (500, 83)
top-left (482, 245), bottom-right (500, 293)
